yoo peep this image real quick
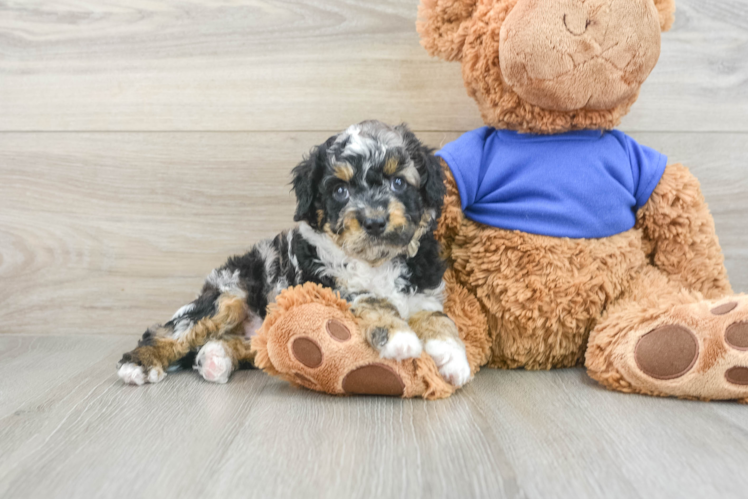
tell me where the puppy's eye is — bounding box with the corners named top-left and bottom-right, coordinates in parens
top-left (333, 185), bottom-right (350, 202)
top-left (390, 176), bottom-right (407, 193)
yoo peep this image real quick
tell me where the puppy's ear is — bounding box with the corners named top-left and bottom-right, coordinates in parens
top-left (397, 124), bottom-right (446, 218)
top-left (292, 136), bottom-right (334, 228)
top-left (417, 0), bottom-right (478, 62)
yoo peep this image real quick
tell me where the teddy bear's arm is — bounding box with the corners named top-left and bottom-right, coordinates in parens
top-left (636, 163), bottom-right (733, 299)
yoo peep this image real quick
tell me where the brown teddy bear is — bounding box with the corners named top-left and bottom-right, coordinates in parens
top-left (252, 0), bottom-right (748, 402)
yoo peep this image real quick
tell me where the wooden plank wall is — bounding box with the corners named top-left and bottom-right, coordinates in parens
top-left (1, 0), bottom-right (747, 336)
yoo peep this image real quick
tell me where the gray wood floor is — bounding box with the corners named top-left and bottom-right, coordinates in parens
top-left (1, 0), bottom-right (748, 498)
top-left (2, 335), bottom-right (748, 498)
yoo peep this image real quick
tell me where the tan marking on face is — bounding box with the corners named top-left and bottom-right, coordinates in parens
top-left (384, 157), bottom-right (399, 176)
top-left (387, 199), bottom-right (408, 231)
top-left (325, 216), bottom-right (367, 254)
top-left (334, 163), bottom-right (355, 182)
top-left (326, 208), bottom-right (415, 265)
top-left (317, 210), bottom-right (325, 227)
top-left (408, 311), bottom-right (459, 342)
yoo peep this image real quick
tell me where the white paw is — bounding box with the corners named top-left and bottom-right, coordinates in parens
top-left (195, 342), bottom-right (234, 384)
top-left (425, 338), bottom-right (471, 388)
top-left (379, 330), bottom-right (423, 361)
top-left (118, 363), bottom-right (166, 386)
top-left (147, 367), bottom-right (166, 383)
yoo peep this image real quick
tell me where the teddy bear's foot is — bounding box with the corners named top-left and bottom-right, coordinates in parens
top-left (590, 295), bottom-right (748, 401)
top-left (251, 283), bottom-right (456, 400)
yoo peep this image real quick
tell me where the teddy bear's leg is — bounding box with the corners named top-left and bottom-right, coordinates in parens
top-left (637, 163), bottom-right (733, 299)
top-left (252, 283), bottom-right (457, 400)
top-left (586, 267), bottom-right (748, 402)
top-left (251, 275), bottom-right (489, 399)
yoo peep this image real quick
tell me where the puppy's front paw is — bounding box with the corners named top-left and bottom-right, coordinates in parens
top-left (425, 338), bottom-right (471, 388)
top-left (117, 363), bottom-right (165, 385)
top-left (379, 330), bottom-right (423, 361)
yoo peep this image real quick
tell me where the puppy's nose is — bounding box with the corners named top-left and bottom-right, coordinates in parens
top-left (363, 217), bottom-right (387, 236)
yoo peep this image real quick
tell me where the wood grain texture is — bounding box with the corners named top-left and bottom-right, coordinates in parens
top-left (1, 131), bottom-right (747, 337)
top-left (1, 0), bottom-right (747, 132)
top-left (0, 132), bottom-right (748, 334)
top-left (1, 335), bottom-right (747, 498)
top-left (0, 0), bottom-right (747, 497)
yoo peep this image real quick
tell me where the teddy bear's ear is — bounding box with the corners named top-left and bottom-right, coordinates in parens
top-left (417, 0), bottom-right (478, 61)
top-left (653, 0), bottom-right (676, 32)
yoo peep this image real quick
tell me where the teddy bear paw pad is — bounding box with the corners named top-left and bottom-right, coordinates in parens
top-left (291, 337), bottom-right (324, 368)
top-left (634, 325), bottom-right (699, 380)
top-left (326, 319), bottom-right (351, 342)
top-left (725, 322), bottom-right (748, 350)
top-left (342, 364), bottom-right (405, 396)
top-left (725, 367), bottom-right (748, 386)
top-left (625, 296), bottom-right (748, 400)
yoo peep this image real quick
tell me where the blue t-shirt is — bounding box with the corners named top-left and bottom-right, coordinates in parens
top-left (436, 128), bottom-right (668, 239)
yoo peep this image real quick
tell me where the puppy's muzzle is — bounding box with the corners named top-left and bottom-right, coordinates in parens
top-left (363, 216), bottom-right (387, 237)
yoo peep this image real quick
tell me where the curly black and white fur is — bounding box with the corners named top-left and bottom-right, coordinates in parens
top-left (117, 121), bottom-right (470, 387)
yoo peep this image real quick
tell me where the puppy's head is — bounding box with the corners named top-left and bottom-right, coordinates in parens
top-left (292, 121), bottom-right (445, 264)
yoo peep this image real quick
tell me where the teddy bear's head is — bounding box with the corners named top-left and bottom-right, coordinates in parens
top-left (418, 0), bottom-right (676, 134)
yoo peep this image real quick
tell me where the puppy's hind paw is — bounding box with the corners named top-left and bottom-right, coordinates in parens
top-left (379, 330), bottom-right (423, 361)
top-left (195, 341), bottom-right (234, 384)
top-left (425, 338), bottom-right (471, 388)
top-left (118, 363), bottom-right (165, 385)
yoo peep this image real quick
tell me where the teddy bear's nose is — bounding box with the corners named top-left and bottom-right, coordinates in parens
top-left (563, 10), bottom-right (590, 36)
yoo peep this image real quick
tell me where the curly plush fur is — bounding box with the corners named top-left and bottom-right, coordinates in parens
top-left (251, 270), bottom-right (487, 400)
top-left (244, 0), bottom-right (748, 402)
top-left (416, 0), bottom-right (748, 402)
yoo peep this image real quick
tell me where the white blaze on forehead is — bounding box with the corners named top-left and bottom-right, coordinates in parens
top-left (335, 122), bottom-right (408, 183)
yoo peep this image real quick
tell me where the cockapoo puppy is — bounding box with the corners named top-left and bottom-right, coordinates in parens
top-left (118, 121), bottom-right (471, 387)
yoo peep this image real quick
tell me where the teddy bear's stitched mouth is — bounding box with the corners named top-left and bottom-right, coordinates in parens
top-left (515, 48), bottom-right (629, 84)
